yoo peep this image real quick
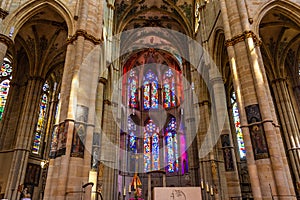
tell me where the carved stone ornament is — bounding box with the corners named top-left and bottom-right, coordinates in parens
top-left (67, 29), bottom-right (102, 45)
top-left (225, 30), bottom-right (262, 47)
top-left (0, 34), bottom-right (13, 47)
top-left (0, 8), bottom-right (9, 19)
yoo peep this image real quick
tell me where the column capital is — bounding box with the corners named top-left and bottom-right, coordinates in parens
top-left (0, 33), bottom-right (13, 48)
top-left (197, 100), bottom-right (210, 107)
top-left (67, 29), bottom-right (102, 45)
top-left (225, 30), bottom-right (261, 47)
top-left (98, 77), bottom-right (107, 84)
top-left (106, 0), bottom-right (115, 10)
top-left (0, 8), bottom-right (9, 19)
top-left (271, 77), bottom-right (287, 84)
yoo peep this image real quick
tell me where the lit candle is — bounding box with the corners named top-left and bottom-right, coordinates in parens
top-left (210, 186), bottom-right (214, 196)
top-left (206, 182), bottom-right (209, 193)
top-left (129, 184), bottom-right (131, 193)
top-left (123, 187), bottom-right (126, 196)
top-left (200, 179), bottom-right (204, 189)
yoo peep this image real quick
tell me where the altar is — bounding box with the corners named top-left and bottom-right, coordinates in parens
top-left (153, 187), bottom-right (202, 200)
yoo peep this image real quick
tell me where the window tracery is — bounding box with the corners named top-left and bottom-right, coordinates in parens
top-left (123, 50), bottom-right (187, 174)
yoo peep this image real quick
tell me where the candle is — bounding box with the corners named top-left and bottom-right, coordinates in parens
top-left (200, 179), bottom-right (204, 189)
top-left (210, 186), bottom-right (214, 196)
top-left (129, 184), bottom-right (131, 193)
top-left (206, 182), bottom-right (209, 193)
top-left (123, 187), bottom-right (126, 196)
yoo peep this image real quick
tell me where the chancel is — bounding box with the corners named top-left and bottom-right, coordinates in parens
top-left (0, 0), bottom-right (299, 200)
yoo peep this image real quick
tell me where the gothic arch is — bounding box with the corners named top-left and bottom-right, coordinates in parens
top-left (257, 3), bottom-right (300, 80)
top-left (2, 0), bottom-right (74, 38)
top-left (255, 2), bottom-right (300, 195)
top-left (212, 29), bottom-right (232, 96)
top-left (252, 0), bottom-right (300, 35)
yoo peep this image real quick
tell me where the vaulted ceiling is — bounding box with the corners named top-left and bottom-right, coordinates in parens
top-left (114, 0), bottom-right (194, 36)
top-left (260, 8), bottom-right (300, 81)
top-left (115, 0), bottom-right (194, 63)
top-left (14, 5), bottom-right (67, 80)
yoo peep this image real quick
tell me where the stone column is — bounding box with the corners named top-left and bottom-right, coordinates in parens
top-left (220, 0), bottom-right (296, 198)
top-left (182, 61), bottom-right (199, 187)
top-left (147, 173), bottom-right (151, 200)
top-left (4, 77), bottom-right (44, 200)
top-left (271, 78), bottom-right (300, 190)
top-left (0, 7), bottom-right (9, 31)
top-left (0, 34), bottom-right (12, 66)
top-left (209, 67), bottom-right (241, 199)
top-left (193, 70), bottom-right (220, 199)
top-left (95, 75), bottom-right (107, 187)
top-left (43, 43), bottom-right (75, 199)
top-left (99, 99), bottom-right (119, 200)
top-left (43, 0), bottom-right (103, 197)
top-left (218, 0), bottom-right (263, 193)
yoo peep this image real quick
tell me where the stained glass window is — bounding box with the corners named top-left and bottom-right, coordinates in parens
top-left (0, 59), bottom-right (12, 121)
top-left (128, 70), bottom-right (139, 108)
top-left (143, 70), bottom-right (158, 110)
top-left (144, 119), bottom-right (160, 172)
top-left (163, 69), bottom-right (176, 108)
top-left (165, 117), bottom-right (178, 173)
top-left (32, 81), bottom-right (50, 155)
top-left (128, 117), bottom-right (137, 153)
top-left (0, 59), bottom-right (12, 78)
top-left (231, 92), bottom-right (246, 158)
top-left (123, 50), bottom-right (187, 175)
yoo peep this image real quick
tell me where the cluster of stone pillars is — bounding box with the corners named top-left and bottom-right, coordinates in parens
top-left (218, 0), bottom-right (298, 199)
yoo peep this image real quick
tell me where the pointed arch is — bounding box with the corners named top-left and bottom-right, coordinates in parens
top-left (143, 69), bottom-right (159, 110)
top-left (144, 119), bottom-right (160, 172)
top-left (2, 0), bottom-right (74, 38)
top-left (257, 2), bottom-right (300, 80)
top-left (128, 69), bottom-right (139, 109)
top-left (253, 1), bottom-right (300, 35)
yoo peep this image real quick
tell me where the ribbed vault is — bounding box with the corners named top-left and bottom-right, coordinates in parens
top-left (14, 5), bottom-right (67, 79)
top-left (260, 8), bottom-right (300, 82)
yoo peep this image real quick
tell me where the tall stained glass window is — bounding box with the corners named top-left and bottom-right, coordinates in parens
top-left (144, 119), bottom-right (160, 172)
top-left (128, 70), bottom-right (139, 109)
top-left (231, 92), bottom-right (246, 158)
top-left (0, 59), bottom-right (12, 121)
top-left (143, 70), bottom-right (158, 110)
top-left (123, 50), bottom-right (187, 175)
top-left (163, 69), bottom-right (176, 108)
top-left (32, 81), bottom-right (50, 155)
top-left (165, 117), bottom-right (178, 172)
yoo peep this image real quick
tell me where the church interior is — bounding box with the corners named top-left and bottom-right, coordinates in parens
top-left (0, 0), bottom-right (299, 199)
